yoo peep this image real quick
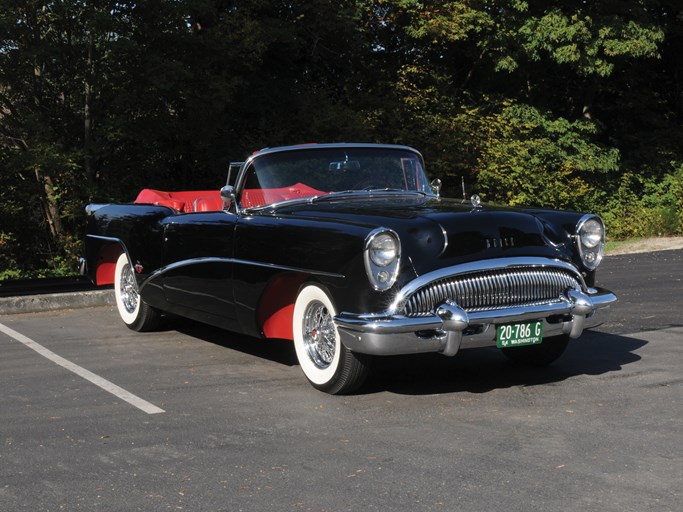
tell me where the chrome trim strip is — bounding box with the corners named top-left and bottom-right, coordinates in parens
top-left (241, 190), bottom-right (433, 214)
top-left (437, 223), bottom-right (448, 257)
top-left (244, 143), bottom-right (424, 167)
top-left (85, 204), bottom-right (110, 216)
top-left (87, 234), bottom-right (123, 243)
top-left (241, 196), bottom-right (314, 213)
top-left (139, 256), bottom-right (345, 291)
top-left (335, 314), bottom-right (443, 334)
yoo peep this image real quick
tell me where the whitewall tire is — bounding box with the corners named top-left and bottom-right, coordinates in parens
top-left (113, 252), bottom-right (160, 332)
top-left (293, 284), bottom-right (370, 394)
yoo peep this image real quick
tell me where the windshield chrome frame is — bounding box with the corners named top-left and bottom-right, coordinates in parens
top-left (233, 144), bottom-right (428, 214)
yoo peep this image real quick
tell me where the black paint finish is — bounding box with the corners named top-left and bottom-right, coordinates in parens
top-left (84, 145), bottom-right (593, 338)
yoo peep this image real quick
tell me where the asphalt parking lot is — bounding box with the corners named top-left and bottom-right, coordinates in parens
top-left (1, 250), bottom-right (681, 511)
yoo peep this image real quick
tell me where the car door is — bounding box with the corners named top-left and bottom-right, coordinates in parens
top-left (160, 210), bottom-right (240, 331)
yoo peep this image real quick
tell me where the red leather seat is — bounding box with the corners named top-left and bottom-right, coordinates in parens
top-left (134, 189), bottom-right (222, 213)
top-left (193, 196), bottom-right (224, 212)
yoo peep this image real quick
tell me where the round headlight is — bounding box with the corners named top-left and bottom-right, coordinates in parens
top-left (369, 233), bottom-right (398, 267)
top-left (364, 229), bottom-right (401, 291)
top-left (579, 218), bottom-right (603, 248)
top-left (576, 215), bottom-right (605, 271)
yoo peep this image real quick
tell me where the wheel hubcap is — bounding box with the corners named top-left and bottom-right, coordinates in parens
top-left (120, 263), bottom-right (139, 314)
top-left (302, 300), bottom-right (336, 369)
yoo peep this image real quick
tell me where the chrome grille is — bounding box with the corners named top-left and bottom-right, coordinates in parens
top-left (403, 267), bottom-right (582, 317)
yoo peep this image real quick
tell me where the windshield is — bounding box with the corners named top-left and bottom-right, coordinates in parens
top-left (239, 147), bottom-right (432, 208)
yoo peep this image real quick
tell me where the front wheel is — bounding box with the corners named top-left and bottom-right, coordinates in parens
top-left (114, 252), bottom-right (160, 332)
top-left (500, 334), bottom-right (570, 366)
top-left (293, 284), bottom-right (370, 394)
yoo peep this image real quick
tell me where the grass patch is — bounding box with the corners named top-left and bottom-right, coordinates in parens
top-left (604, 238), bottom-right (642, 255)
top-left (605, 236), bottom-right (683, 255)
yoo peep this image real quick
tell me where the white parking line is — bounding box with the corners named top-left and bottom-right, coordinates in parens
top-left (0, 322), bottom-right (165, 415)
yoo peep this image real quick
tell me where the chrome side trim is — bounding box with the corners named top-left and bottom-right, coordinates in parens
top-left (437, 223), bottom-right (448, 257)
top-left (139, 256), bottom-right (345, 291)
top-left (86, 234), bottom-right (124, 243)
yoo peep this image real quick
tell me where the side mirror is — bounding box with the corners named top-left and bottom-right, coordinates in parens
top-left (220, 185), bottom-right (235, 208)
top-left (430, 178), bottom-right (442, 197)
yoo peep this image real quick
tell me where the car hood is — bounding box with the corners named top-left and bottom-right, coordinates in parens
top-left (270, 195), bottom-right (575, 276)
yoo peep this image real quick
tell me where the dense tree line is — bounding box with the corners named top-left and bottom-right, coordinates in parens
top-left (1, 1), bottom-right (682, 278)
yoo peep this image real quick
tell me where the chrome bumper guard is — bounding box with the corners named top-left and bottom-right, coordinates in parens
top-left (335, 287), bottom-right (617, 357)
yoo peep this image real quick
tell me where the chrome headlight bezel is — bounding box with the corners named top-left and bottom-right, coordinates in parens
top-left (364, 228), bottom-right (401, 291)
top-left (576, 214), bottom-right (605, 271)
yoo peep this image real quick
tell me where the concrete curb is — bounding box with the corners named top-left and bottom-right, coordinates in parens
top-left (3, 245), bottom-right (681, 316)
top-left (0, 289), bottom-right (115, 315)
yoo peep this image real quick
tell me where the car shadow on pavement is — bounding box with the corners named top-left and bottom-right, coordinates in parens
top-left (364, 330), bottom-right (648, 395)
top-left (171, 316), bottom-right (648, 395)
top-left (171, 317), bottom-right (299, 366)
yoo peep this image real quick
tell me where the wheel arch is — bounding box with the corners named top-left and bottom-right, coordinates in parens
top-left (85, 235), bottom-right (130, 286)
top-left (257, 272), bottom-right (312, 340)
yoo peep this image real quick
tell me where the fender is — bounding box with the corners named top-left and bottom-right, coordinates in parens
top-left (84, 203), bottom-right (174, 288)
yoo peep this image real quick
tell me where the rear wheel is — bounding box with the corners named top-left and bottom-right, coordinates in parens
top-left (114, 252), bottom-right (160, 332)
top-left (500, 334), bottom-right (570, 366)
top-left (293, 284), bottom-right (370, 394)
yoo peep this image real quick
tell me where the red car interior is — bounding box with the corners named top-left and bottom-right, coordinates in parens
top-left (135, 183), bottom-right (326, 211)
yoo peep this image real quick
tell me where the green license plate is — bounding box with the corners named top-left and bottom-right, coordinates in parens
top-left (496, 321), bottom-right (544, 348)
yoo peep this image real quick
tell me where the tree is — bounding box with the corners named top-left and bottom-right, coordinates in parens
top-left (364, 1), bottom-right (675, 212)
top-left (1, 1), bottom-right (682, 278)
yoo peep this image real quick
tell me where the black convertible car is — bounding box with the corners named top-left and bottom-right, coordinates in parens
top-left (84, 143), bottom-right (617, 394)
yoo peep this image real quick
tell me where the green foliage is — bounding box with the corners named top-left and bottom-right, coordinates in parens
top-left (1, 1), bottom-right (683, 279)
top-left (518, 9), bottom-right (664, 77)
top-left (602, 164), bottom-right (683, 239)
top-left (475, 103), bottom-right (619, 210)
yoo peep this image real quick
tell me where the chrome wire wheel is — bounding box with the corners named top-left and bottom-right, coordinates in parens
top-left (119, 261), bottom-right (139, 314)
top-left (302, 300), bottom-right (336, 369)
top-left (113, 251), bottom-right (160, 331)
top-left (293, 284), bottom-right (371, 394)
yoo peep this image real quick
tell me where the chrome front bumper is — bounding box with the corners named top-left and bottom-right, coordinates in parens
top-left (335, 287), bottom-right (617, 357)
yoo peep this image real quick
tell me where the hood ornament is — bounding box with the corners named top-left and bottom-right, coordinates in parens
top-left (470, 194), bottom-right (482, 208)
